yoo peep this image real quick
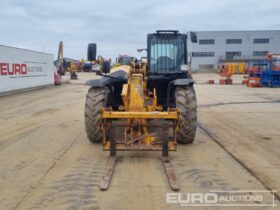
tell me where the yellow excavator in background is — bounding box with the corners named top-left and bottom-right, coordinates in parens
top-left (113, 55), bottom-right (135, 67)
top-left (56, 41), bottom-right (78, 79)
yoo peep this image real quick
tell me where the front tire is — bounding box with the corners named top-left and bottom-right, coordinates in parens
top-left (85, 87), bottom-right (109, 143)
top-left (175, 86), bottom-right (197, 144)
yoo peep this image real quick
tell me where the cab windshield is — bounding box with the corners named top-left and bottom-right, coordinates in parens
top-left (150, 37), bottom-right (185, 73)
top-left (118, 57), bottom-right (134, 65)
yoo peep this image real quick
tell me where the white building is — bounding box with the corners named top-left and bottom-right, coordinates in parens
top-left (188, 30), bottom-right (280, 72)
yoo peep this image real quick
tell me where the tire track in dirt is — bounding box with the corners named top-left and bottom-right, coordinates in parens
top-left (27, 160), bottom-right (104, 210)
top-left (0, 122), bottom-right (48, 151)
top-left (15, 138), bottom-right (107, 210)
top-left (173, 133), bottom-right (239, 193)
top-left (199, 99), bottom-right (280, 108)
top-left (197, 121), bottom-right (280, 201)
top-left (13, 134), bottom-right (80, 210)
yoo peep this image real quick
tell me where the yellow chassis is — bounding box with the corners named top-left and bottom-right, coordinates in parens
top-left (101, 110), bottom-right (178, 119)
top-left (101, 108), bottom-right (179, 151)
top-left (98, 60), bottom-right (181, 191)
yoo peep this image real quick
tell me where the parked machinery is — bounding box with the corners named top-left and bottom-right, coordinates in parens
top-left (246, 66), bottom-right (262, 87)
top-left (81, 44), bottom-right (108, 72)
top-left (56, 41), bottom-right (65, 76)
top-left (219, 64), bottom-right (233, 84)
top-left (114, 55), bottom-right (135, 67)
top-left (84, 30), bottom-right (198, 191)
top-left (247, 66), bottom-right (261, 87)
top-left (56, 41), bottom-right (78, 79)
top-left (223, 63), bottom-right (246, 74)
top-left (261, 54), bottom-right (280, 87)
top-left (245, 60), bottom-right (269, 88)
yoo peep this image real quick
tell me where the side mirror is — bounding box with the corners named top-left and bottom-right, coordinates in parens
top-left (190, 32), bottom-right (197, 43)
top-left (180, 64), bottom-right (190, 72)
top-left (88, 43), bottom-right (97, 61)
top-left (102, 60), bottom-right (111, 74)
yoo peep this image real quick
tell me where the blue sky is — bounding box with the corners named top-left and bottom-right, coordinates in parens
top-left (1, 0), bottom-right (279, 60)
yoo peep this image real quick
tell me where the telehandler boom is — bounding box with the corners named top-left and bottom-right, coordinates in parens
top-left (85, 30), bottom-right (198, 191)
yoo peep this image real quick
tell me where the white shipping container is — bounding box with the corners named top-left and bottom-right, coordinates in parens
top-left (0, 45), bottom-right (55, 94)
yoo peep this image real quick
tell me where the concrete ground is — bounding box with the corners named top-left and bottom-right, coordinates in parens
top-left (0, 72), bottom-right (279, 210)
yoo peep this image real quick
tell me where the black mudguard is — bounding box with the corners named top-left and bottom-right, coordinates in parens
top-left (167, 78), bottom-right (195, 106)
top-left (85, 69), bottom-right (128, 109)
top-left (85, 70), bottom-right (128, 88)
top-left (171, 78), bottom-right (195, 86)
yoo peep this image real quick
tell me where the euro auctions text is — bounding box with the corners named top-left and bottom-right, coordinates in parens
top-left (0, 63), bottom-right (44, 76)
top-left (166, 190), bottom-right (277, 207)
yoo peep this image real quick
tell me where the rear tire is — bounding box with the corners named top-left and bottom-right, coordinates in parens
top-left (175, 86), bottom-right (197, 144)
top-left (85, 87), bottom-right (109, 143)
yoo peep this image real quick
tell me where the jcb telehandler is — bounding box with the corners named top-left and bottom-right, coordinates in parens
top-left (85, 30), bottom-right (198, 191)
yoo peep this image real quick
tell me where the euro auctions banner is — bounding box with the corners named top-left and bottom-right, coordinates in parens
top-left (0, 45), bottom-right (55, 93)
top-left (0, 62), bottom-right (46, 77)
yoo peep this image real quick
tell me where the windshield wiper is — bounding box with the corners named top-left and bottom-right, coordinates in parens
top-left (172, 53), bottom-right (186, 71)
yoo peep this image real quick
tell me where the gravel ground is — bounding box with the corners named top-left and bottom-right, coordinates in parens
top-left (0, 72), bottom-right (279, 210)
